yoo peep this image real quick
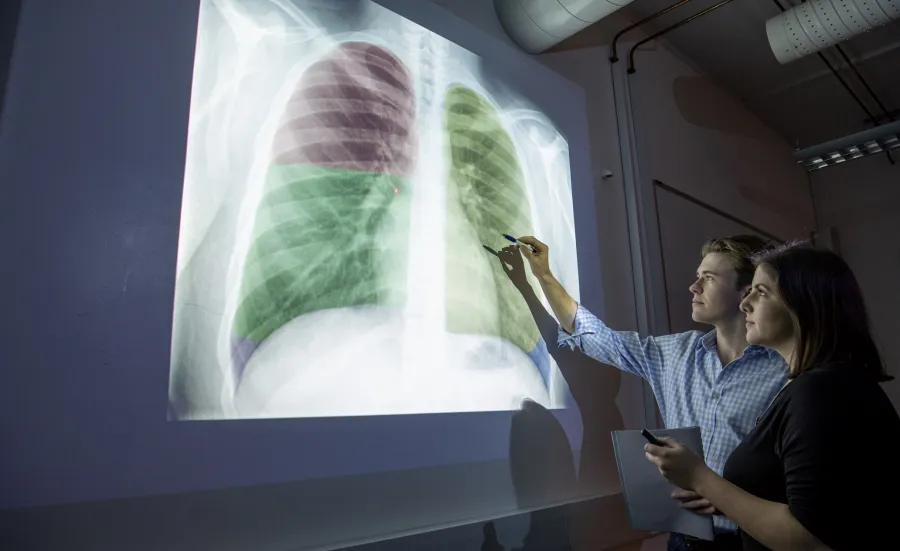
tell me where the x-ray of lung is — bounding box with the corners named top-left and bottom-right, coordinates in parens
top-left (169, 0), bottom-right (581, 419)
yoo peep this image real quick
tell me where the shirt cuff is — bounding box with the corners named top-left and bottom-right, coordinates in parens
top-left (556, 304), bottom-right (595, 350)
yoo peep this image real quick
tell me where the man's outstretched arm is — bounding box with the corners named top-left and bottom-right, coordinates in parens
top-left (503, 237), bottom-right (675, 383)
top-left (516, 236), bottom-right (577, 333)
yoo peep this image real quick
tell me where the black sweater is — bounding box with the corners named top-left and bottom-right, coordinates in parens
top-left (722, 361), bottom-right (900, 551)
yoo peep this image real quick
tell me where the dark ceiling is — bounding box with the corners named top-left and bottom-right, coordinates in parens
top-left (553, 0), bottom-right (900, 148)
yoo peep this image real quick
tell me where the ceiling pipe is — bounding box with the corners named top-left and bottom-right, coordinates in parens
top-left (796, 0), bottom-right (900, 125)
top-left (626, 0), bottom-right (739, 74)
top-left (796, 0), bottom-right (896, 125)
top-left (770, 0), bottom-right (895, 164)
top-left (609, 0), bottom-right (697, 63)
top-left (494, 0), bottom-right (637, 55)
top-left (766, 0), bottom-right (900, 65)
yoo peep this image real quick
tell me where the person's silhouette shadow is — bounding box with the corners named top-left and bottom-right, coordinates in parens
top-left (491, 244), bottom-right (625, 488)
top-left (508, 398), bottom-right (576, 551)
top-left (485, 244), bottom-right (628, 548)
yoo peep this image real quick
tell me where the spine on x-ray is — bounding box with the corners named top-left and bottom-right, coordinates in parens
top-left (230, 42), bottom-right (417, 385)
top-left (443, 85), bottom-right (545, 379)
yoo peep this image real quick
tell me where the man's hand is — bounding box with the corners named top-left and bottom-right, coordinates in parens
top-left (517, 236), bottom-right (551, 279)
top-left (514, 236), bottom-right (577, 331)
top-left (672, 489), bottom-right (720, 516)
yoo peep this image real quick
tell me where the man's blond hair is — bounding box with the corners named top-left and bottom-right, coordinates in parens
top-left (701, 235), bottom-right (770, 288)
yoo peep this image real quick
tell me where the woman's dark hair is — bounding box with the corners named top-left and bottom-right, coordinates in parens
top-left (754, 242), bottom-right (891, 382)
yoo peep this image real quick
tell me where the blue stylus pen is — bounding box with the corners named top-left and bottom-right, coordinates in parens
top-left (502, 233), bottom-right (538, 253)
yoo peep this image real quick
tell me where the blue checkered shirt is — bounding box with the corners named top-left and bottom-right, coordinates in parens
top-left (558, 305), bottom-right (788, 533)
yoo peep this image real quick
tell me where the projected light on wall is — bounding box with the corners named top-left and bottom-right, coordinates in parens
top-left (168, 0), bottom-right (580, 420)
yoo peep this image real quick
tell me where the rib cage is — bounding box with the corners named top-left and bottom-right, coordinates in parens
top-left (443, 85), bottom-right (540, 355)
top-left (272, 41), bottom-right (416, 174)
top-left (230, 42), bottom-right (417, 384)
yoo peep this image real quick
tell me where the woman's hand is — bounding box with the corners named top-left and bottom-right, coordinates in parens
top-left (672, 490), bottom-right (719, 516)
top-left (644, 437), bottom-right (714, 492)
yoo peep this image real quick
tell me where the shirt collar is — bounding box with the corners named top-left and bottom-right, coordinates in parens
top-left (697, 329), bottom-right (782, 359)
top-left (699, 329), bottom-right (718, 352)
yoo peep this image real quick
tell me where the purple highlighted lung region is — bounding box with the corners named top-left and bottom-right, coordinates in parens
top-left (272, 41), bottom-right (417, 174)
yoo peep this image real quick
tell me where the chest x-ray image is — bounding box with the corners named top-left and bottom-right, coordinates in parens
top-left (168, 0), bottom-right (581, 420)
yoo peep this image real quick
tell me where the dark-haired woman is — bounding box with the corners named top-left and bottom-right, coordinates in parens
top-left (643, 244), bottom-right (900, 551)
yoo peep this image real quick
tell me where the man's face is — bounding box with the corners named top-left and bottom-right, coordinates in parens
top-left (689, 253), bottom-right (746, 325)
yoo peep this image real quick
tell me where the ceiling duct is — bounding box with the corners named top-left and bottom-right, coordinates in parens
top-left (766, 0), bottom-right (900, 64)
top-left (793, 118), bottom-right (900, 170)
top-left (494, 0), bottom-right (635, 54)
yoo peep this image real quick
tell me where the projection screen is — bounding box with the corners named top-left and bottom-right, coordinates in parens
top-left (1, 3), bottom-right (619, 546)
top-left (169, 0), bottom-right (581, 420)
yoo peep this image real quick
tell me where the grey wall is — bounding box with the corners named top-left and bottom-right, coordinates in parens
top-left (812, 154), bottom-right (900, 410)
top-left (626, 43), bottom-right (816, 242)
top-left (653, 184), bottom-right (774, 335)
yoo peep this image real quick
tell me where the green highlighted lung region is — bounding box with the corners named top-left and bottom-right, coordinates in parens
top-left (444, 85), bottom-right (540, 354)
top-left (232, 164), bottom-right (410, 343)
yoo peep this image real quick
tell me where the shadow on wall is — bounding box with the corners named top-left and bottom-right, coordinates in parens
top-left (672, 76), bottom-right (775, 141)
top-left (737, 184), bottom-right (810, 224)
top-left (485, 245), bottom-right (633, 550)
top-left (0, 0), bottom-right (24, 120)
top-left (669, 74), bottom-right (815, 237)
top-left (506, 399), bottom-right (576, 550)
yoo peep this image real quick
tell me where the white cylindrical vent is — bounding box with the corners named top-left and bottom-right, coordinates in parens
top-left (766, 0), bottom-right (900, 64)
top-left (495, 0), bottom-right (636, 54)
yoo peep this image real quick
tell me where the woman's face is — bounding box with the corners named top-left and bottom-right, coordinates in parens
top-left (740, 265), bottom-right (795, 354)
